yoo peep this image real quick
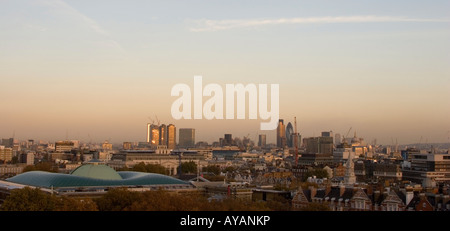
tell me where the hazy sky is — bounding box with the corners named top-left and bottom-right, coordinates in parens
top-left (1, 0), bottom-right (449, 145)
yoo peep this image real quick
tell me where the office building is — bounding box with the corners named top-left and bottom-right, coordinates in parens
top-left (102, 141), bottom-right (113, 150)
top-left (159, 124), bottom-right (167, 146)
top-left (321, 131), bottom-right (333, 137)
top-left (402, 152), bottom-right (450, 185)
top-left (223, 134), bottom-right (233, 146)
top-left (167, 124), bottom-right (176, 150)
top-left (303, 136), bottom-right (334, 155)
top-left (149, 124), bottom-right (160, 146)
top-left (335, 133), bottom-right (342, 146)
top-left (146, 123), bottom-right (151, 143)
top-left (277, 119), bottom-right (286, 148)
top-left (123, 142), bottom-right (133, 150)
top-left (286, 122), bottom-right (294, 148)
top-left (179, 128), bottom-right (195, 148)
top-left (0, 146), bottom-right (13, 162)
top-left (258, 134), bottom-right (266, 148)
top-left (55, 141), bottom-right (75, 153)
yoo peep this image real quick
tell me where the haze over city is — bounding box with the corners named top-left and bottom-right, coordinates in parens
top-left (1, 0), bottom-right (449, 145)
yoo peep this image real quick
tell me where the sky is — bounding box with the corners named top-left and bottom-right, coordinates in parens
top-left (0, 0), bottom-right (449, 145)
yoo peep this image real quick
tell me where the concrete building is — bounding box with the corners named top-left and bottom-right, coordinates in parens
top-left (179, 128), bottom-right (195, 148)
top-left (167, 124), bottom-right (176, 150)
top-left (303, 136), bottom-right (333, 155)
top-left (258, 134), bottom-right (266, 148)
top-left (402, 152), bottom-right (450, 185)
top-left (102, 141), bottom-right (113, 150)
top-left (55, 141), bottom-right (74, 153)
top-left (276, 119), bottom-right (286, 148)
top-left (0, 146), bottom-right (13, 163)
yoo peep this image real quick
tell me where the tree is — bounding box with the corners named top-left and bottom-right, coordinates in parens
top-left (22, 162), bottom-right (58, 173)
top-left (203, 165), bottom-right (221, 175)
top-left (54, 197), bottom-right (98, 211)
top-left (1, 187), bottom-right (57, 211)
top-left (181, 161), bottom-right (197, 174)
top-left (302, 168), bottom-right (329, 181)
top-left (94, 187), bottom-right (141, 211)
top-left (1, 187), bottom-right (99, 211)
top-left (145, 163), bottom-right (168, 175)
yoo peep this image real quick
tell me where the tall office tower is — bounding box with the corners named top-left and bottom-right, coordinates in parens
top-left (167, 124), bottom-right (176, 149)
top-left (123, 142), bottom-right (133, 150)
top-left (286, 122), bottom-right (294, 148)
top-left (277, 119), bottom-right (286, 148)
top-left (335, 133), bottom-right (342, 146)
top-left (159, 124), bottom-right (167, 146)
top-left (321, 131), bottom-right (333, 137)
top-left (146, 123), bottom-right (151, 143)
top-left (150, 124), bottom-right (160, 145)
top-left (258, 134), bottom-right (266, 148)
top-left (0, 146), bottom-right (13, 162)
top-left (179, 128), bottom-right (195, 148)
top-left (224, 134), bottom-right (233, 146)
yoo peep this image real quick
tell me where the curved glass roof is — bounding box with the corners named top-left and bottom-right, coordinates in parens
top-left (7, 170), bottom-right (188, 188)
top-left (70, 164), bottom-right (122, 180)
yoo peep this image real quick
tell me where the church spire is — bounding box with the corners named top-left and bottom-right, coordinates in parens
top-left (344, 152), bottom-right (356, 186)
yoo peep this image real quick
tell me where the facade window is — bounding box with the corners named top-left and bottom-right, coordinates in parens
top-left (355, 200), bottom-right (365, 210)
top-left (387, 203), bottom-right (398, 211)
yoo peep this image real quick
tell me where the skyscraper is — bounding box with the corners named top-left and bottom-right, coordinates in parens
top-left (335, 133), bottom-right (342, 146)
top-left (167, 124), bottom-right (176, 149)
top-left (146, 123), bottom-right (151, 143)
top-left (159, 124), bottom-right (167, 146)
top-left (286, 122), bottom-right (294, 148)
top-left (150, 124), bottom-right (160, 146)
top-left (258, 134), bottom-right (266, 148)
top-left (223, 134), bottom-right (233, 146)
top-left (277, 119), bottom-right (286, 148)
top-left (179, 128), bottom-right (195, 148)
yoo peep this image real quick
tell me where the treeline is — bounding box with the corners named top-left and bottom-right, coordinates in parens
top-left (0, 187), bottom-right (271, 211)
top-left (118, 162), bottom-right (168, 175)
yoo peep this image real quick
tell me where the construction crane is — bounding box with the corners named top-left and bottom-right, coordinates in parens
top-left (294, 117), bottom-right (298, 166)
top-left (345, 127), bottom-right (352, 139)
top-left (155, 115), bottom-right (160, 126)
top-left (148, 116), bottom-right (155, 124)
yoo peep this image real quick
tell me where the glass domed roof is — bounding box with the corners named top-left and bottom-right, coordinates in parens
top-left (70, 163), bottom-right (122, 180)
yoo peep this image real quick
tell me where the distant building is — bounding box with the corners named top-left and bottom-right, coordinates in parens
top-left (20, 152), bottom-right (35, 165)
top-left (286, 123), bottom-right (294, 148)
top-left (167, 124), bottom-right (176, 150)
top-left (402, 152), bottom-right (450, 185)
top-left (102, 141), bottom-right (113, 150)
top-left (258, 134), bottom-right (266, 148)
top-left (55, 141), bottom-right (74, 153)
top-left (159, 124), bottom-right (167, 146)
top-left (321, 131), bottom-right (333, 137)
top-left (276, 119), bottom-right (286, 148)
top-left (1, 138), bottom-right (14, 148)
top-left (335, 133), bottom-right (342, 146)
top-left (149, 124), bottom-right (160, 146)
top-left (223, 134), bottom-right (233, 146)
top-left (146, 123), bottom-right (151, 143)
top-left (123, 142), bottom-right (133, 150)
top-left (303, 136), bottom-right (333, 155)
top-left (179, 128), bottom-right (195, 148)
top-left (0, 146), bottom-right (13, 163)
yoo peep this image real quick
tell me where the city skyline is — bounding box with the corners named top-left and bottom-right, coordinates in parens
top-left (1, 0), bottom-right (449, 145)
